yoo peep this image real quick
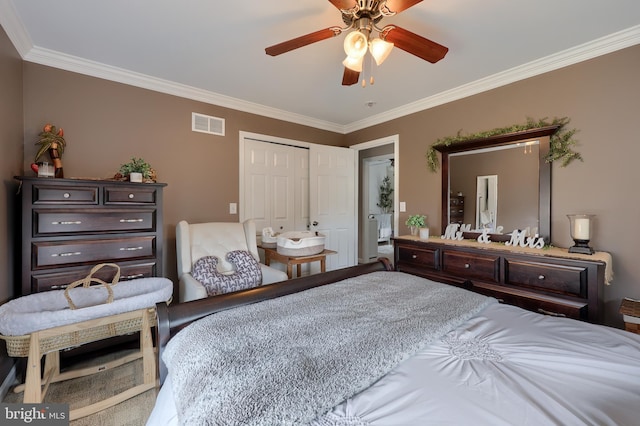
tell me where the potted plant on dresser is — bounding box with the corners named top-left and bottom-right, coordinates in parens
top-left (117, 157), bottom-right (154, 182)
top-left (405, 214), bottom-right (427, 236)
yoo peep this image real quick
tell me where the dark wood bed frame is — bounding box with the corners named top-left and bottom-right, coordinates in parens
top-left (155, 258), bottom-right (393, 384)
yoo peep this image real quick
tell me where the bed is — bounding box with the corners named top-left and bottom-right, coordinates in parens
top-left (147, 259), bottom-right (640, 425)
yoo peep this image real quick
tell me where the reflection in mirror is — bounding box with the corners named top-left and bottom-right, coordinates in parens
top-left (436, 125), bottom-right (559, 242)
top-left (450, 142), bottom-right (539, 234)
top-left (475, 174), bottom-right (498, 231)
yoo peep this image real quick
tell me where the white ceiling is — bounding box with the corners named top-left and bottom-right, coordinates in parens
top-left (2, 0), bottom-right (640, 133)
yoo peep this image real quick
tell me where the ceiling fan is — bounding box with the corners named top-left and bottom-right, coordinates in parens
top-left (265, 0), bottom-right (449, 86)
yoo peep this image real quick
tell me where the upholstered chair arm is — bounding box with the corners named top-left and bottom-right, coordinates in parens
top-left (179, 273), bottom-right (208, 303)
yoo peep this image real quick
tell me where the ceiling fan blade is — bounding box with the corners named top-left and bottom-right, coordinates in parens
top-left (265, 28), bottom-right (342, 56)
top-left (380, 25), bottom-right (448, 63)
top-left (342, 67), bottom-right (360, 86)
top-left (384, 0), bottom-right (423, 13)
top-left (328, 0), bottom-right (356, 10)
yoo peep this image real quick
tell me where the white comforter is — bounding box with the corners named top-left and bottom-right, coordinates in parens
top-left (147, 302), bottom-right (640, 426)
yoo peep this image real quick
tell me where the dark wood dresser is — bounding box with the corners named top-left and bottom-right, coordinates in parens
top-left (394, 236), bottom-right (609, 323)
top-left (449, 195), bottom-right (464, 224)
top-left (16, 176), bottom-right (167, 295)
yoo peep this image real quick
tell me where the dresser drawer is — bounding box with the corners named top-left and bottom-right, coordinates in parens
top-left (105, 186), bottom-right (158, 204)
top-left (35, 209), bottom-right (156, 235)
top-left (397, 245), bottom-right (439, 270)
top-left (30, 261), bottom-right (158, 292)
top-left (32, 184), bottom-right (98, 204)
top-left (475, 285), bottom-right (587, 320)
top-left (442, 250), bottom-right (500, 283)
top-left (33, 236), bottom-right (156, 268)
top-left (504, 258), bottom-right (587, 298)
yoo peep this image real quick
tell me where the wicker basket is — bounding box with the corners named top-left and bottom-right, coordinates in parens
top-left (619, 298), bottom-right (640, 334)
top-left (1, 308), bottom-right (156, 358)
top-left (0, 263), bottom-right (172, 356)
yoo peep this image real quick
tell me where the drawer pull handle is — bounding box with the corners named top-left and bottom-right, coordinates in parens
top-left (63, 193), bottom-right (70, 199)
top-left (50, 284), bottom-right (69, 290)
top-left (128, 193), bottom-right (135, 199)
top-left (412, 254), bottom-right (417, 259)
top-left (119, 218), bottom-right (144, 223)
top-left (51, 221), bottom-right (82, 225)
top-left (537, 308), bottom-right (566, 318)
top-left (538, 275), bottom-right (545, 280)
top-left (120, 246), bottom-right (144, 251)
top-left (123, 273), bottom-right (145, 280)
top-left (52, 251), bottom-right (81, 257)
top-left (464, 263), bottom-right (470, 268)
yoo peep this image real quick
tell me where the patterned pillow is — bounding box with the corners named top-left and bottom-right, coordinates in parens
top-left (191, 250), bottom-right (263, 296)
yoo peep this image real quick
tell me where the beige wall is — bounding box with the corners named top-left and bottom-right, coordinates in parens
top-left (0, 24), bottom-right (24, 384)
top-left (22, 64), bottom-right (346, 285)
top-left (2, 36), bottom-right (639, 327)
top-left (346, 44), bottom-right (640, 326)
top-left (0, 27), bottom-right (23, 303)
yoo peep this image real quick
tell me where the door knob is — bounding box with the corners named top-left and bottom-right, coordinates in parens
top-left (312, 221), bottom-right (318, 226)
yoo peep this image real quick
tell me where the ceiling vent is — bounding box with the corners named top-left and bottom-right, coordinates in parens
top-left (192, 112), bottom-right (225, 136)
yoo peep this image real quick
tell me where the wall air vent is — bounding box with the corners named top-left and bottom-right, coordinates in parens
top-left (192, 112), bottom-right (225, 136)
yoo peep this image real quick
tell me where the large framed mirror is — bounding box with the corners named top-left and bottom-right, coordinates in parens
top-left (435, 125), bottom-right (560, 242)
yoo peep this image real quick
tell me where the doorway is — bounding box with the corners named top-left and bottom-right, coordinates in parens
top-left (351, 135), bottom-right (399, 264)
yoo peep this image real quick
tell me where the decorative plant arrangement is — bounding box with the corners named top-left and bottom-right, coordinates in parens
top-left (115, 157), bottom-right (156, 182)
top-left (32, 123), bottom-right (66, 178)
top-left (377, 176), bottom-right (393, 214)
top-left (405, 214), bottom-right (427, 235)
top-left (425, 117), bottom-right (582, 172)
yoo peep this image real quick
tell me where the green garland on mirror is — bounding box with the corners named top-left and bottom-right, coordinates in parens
top-left (426, 117), bottom-right (582, 172)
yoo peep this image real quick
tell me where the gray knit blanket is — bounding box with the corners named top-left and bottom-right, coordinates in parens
top-left (163, 271), bottom-right (493, 425)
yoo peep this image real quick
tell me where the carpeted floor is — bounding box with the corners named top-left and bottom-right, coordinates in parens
top-left (2, 349), bottom-right (157, 426)
top-left (377, 243), bottom-right (394, 258)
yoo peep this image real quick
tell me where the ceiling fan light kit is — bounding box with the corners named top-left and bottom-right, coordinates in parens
top-left (265, 0), bottom-right (449, 86)
top-left (369, 38), bottom-right (394, 65)
top-left (344, 30), bottom-right (369, 58)
top-left (343, 54), bottom-right (364, 72)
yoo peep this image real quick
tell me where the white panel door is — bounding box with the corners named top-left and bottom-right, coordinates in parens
top-left (243, 139), bottom-right (296, 233)
top-left (243, 141), bottom-right (270, 232)
top-left (294, 148), bottom-right (310, 231)
top-left (309, 144), bottom-right (356, 271)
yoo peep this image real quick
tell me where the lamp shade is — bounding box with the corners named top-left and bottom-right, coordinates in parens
top-left (343, 31), bottom-right (368, 58)
top-left (343, 54), bottom-right (364, 72)
top-left (369, 38), bottom-right (393, 65)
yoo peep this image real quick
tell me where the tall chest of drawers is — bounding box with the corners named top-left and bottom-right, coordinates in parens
top-left (17, 177), bottom-right (167, 295)
top-left (393, 236), bottom-right (608, 323)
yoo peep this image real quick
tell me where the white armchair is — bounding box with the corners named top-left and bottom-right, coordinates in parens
top-left (176, 219), bottom-right (288, 302)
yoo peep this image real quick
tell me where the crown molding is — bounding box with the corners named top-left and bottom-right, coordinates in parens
top-left (2, 0), bottom-right (638, 136)
top-left (344, 25), bottom-right (640, 133)
top-left (0, 0), bottom-right (33, 56)
top-left (22, 46), bottom-right (345, 134)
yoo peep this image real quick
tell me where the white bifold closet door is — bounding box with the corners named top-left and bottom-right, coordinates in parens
top-left (241, 134), bottom-right (356, 274)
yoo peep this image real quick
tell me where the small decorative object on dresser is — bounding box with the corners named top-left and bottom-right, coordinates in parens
top-left (405, 214), bottom-right (427, 236)
top-left (116, 157), bottom-right (156, 182)
top-left (567, 214), bottom-right (595, 254)
top-left (34, 123), bottom-right (66, 178)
